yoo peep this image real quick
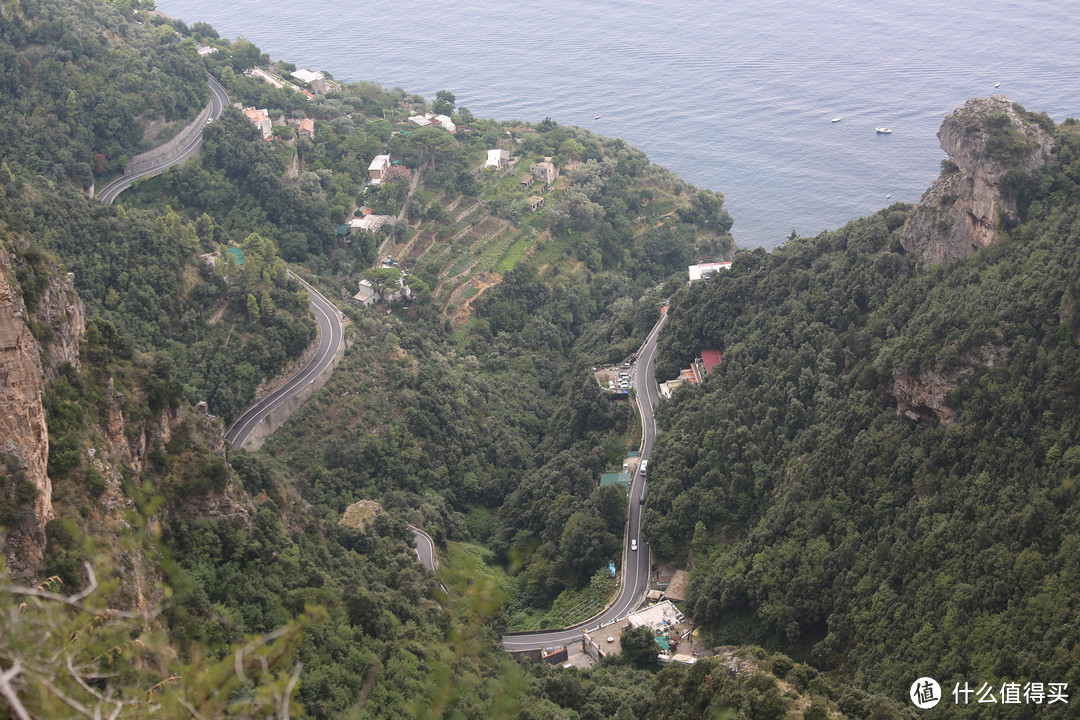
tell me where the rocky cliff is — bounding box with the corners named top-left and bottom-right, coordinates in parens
top-left (900, 95), bottom-right (1055, 266)
top-left (0, 243), bottom-right (54, 572)
top-left (890, 345), bottom-right (1006, 425)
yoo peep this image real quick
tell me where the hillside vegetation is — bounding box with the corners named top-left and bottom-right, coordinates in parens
top-left (647, 117), bottom-right (1080, 713)
top-left (3, 0), bottom-right (1077, 718)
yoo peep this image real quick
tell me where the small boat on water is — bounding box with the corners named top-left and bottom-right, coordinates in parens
top-left (994, 82), bottom-right (1001, 88)
top-left (876, 126), bottom-right (893, 134)
top-left (831, 116), bottom-right (843, 123)
top-left (594, 114), bottom-right (602, 119)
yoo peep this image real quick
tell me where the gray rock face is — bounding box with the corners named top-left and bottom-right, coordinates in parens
top-left (900, 95), bottom-right (1055, 266)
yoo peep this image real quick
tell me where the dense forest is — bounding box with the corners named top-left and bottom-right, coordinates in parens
top-left (646, 117), bottom-right (1080, 713)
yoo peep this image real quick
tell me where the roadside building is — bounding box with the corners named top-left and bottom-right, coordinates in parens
top-left (664, 570), bottom-right (689, 603)
top-left (485, 148), bottom-right (510, 169)
top-left (599, 472), bottom-right (631, 490)
top-left (368, 154), bottom-right (392, 184)
top-left (582, 601), bottom-right (692, 665)
top-left (698, 348), bottom-right (723, 374)
top-left (583, 624), bottom-right (624, 662)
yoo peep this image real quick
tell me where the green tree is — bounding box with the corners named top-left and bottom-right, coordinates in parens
top-left (362, 267), bottom-right (402, 294)
top-left (620, 625), bottom-right (659, 669)
top-left (246, 292), bottom-right (260, 321)
top-left (432, 89), bottom-right (456, 116)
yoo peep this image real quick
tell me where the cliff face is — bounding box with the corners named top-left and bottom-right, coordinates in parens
top-left (0, 244), bottom-right (53, 570)
top-left (36, 270), bottom-right (85, 379)
top-left (900, 95), bottom-right (1055, 266)
top-left (889, 345), bottom-right (1006, 425)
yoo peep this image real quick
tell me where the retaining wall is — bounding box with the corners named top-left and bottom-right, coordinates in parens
top-left (125, 101), bottom-right (212, 175)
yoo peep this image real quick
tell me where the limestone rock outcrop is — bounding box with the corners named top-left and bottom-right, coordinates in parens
top-left (890, 345), bottom-right (1005, 425)
top-left (900, 95), bottom-right (1055, 266)
top-left (0, 244), bottom-right (52, 570)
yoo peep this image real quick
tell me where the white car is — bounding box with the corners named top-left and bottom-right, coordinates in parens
top-left (631, 539), bottom-right (638, 551)
top-left (639, 460), bottom-right (648, 475)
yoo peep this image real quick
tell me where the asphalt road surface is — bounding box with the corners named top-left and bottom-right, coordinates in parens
top-left (97, 74), bottom-right (228, 204)
top-left (225, 271), bottom-right (343, 448)
top-left (410, 526), bottom-right (448, 592)
top-left (501, 310), bottom-right (669, 652)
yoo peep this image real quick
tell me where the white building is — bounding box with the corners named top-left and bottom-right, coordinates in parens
top-left (688, 261), bottom-right (732, 282)
top-left (367, 155), bottom-right (392, 184)
top-left (291, 68), bottom-right (324, 84)
top-left (348, 215), bottom-right (393, 233)
top-left (432, 114), bottom-right (456, 132)
top-left (485, 148), bottom-right (510, 169)
top-left (408, 113), bottom-right (456, 133)
top-left (353, 279), bottom-right (379, 306)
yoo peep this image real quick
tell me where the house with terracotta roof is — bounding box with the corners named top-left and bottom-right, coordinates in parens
top-left (242, 107), bottom-right (272, 139)
top-left (297, 118), bottom-right (315, 140)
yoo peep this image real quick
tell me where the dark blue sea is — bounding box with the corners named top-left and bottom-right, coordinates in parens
top-left (158, 0), bottom-right (1080, 250)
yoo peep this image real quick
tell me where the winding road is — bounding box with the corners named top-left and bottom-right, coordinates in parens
top-left (97, 74), bottom-right (229, 204)
top-left (410, 526), bottom-right (448, 592)
top-left (95, 70), bottom-right (664, 636)
top-left (226, 270), bottom-right (344, 448)
top-left (500, 309), bottom-right (669, 652)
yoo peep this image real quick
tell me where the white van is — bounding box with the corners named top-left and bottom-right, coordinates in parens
top-left (640, 460), bottom-right (648, 475)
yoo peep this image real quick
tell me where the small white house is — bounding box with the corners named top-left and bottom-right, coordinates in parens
top-left (367, 154), bottom-right (392, 184)
top-left (485, 148), bottom-right (510, 169)
top-left (688, 262), bottom-right (732, 282)
top-left (353, 279), bottom-right (378, 306)
top-left (432, 114), bottom-right (456, 133)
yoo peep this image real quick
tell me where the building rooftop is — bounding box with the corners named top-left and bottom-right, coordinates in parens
top-left (665, 570), bottom-right (689, 602)
top-left (700, 349), bottom-right (723, 374)
top-left (584, 624), bottom-right (625, 658)
top-left (626, 600), bottom-right (685, 633)
top-left (291, 68), bottom-right (324, 84)
top-left (688, 262), bottom-right (732, 282)
top-left (599, 472), bottom-right (631, 488)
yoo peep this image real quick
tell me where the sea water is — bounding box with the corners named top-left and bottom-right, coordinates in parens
top-left (157, 0), bottom-right (1080, 250)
